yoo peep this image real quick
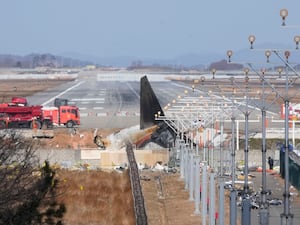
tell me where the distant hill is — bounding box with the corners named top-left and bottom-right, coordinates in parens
top-left (0, 52), bottom-right (224, 70)
top-left (208, 59), bottom-right (243, 71)
top-left (61, 52), bottom-right (224, 69)
top-left (56, 46), bottom-right (300, 70)
top-left (1, 44), bottom-right (299, 71)
top-left (0, 53), bottom-right (92, 68)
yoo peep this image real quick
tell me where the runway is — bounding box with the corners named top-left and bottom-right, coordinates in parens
top-left (26, 71), bottom-right (194, 128)
top-left (26, 70), bottom-right (288, 130)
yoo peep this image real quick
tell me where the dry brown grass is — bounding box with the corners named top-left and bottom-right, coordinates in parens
top-left (0, 79), bottom-right (74, 103)
top-left (55, 170), bottom-right (135, 225)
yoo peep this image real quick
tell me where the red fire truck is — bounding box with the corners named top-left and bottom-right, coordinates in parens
top-left (0, 97), bottom-right (80, 129)
top-left (42, 98), bottom-right (80, 128)
top-left (0, 97), bottom-right (52, 129)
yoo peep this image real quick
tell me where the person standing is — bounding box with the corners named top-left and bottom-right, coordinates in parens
top-left (268, 156), bottom-right (274, 170)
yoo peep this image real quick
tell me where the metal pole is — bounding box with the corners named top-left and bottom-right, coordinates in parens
top-left (236, 120), bottom-right (239, 151)
top-left (280, 62), bottom-right (293, 225)
top-left (220, 119), bottom-right (224, 175)
top-left (259, 75), bottom-right (269, 225)
top-left (208, 129), bottom-right (210, 166)
top-left (211, 122), bottom-right (215, 169)
top-left (211, 100), bottom-right (214, 168)
top-left (230, 116), bottom-right (237, 225)
top-left (204, 129), bottom-right (206, 162)
top-left (184, 147), bottom-right (189, 190)
top-left (209, 172), bottom-right (215, 225)
top-left (281, 100), bottom-right (293, 225)
top-left (219, 178), bottom-right (225, 225)
top-left (180, 143), bottom-right (184, 179)
top-left (194, 156), bottom-right (201, 214)
top-left (196, 128), bottom-right (199, 155)
top-left (202, 162), bottom-right (208, 225)
top-left (189, 153), bottom-right (194, 201)
top-left (241, 83), bottom-right (251, 225)
top-left (292, 120), bottom-right (295, 148)
top-left (259, 109), bottom-right (269, 225)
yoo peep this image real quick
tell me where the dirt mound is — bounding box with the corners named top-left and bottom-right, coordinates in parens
top-left (37, 128), bottom-right (120, 149)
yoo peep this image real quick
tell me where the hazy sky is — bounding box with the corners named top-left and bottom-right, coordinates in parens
top-left (0, 0), bottom-right (299, 59)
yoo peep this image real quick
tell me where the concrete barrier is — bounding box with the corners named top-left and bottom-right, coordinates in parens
top-left (36, 148), bottom-right (169, 169)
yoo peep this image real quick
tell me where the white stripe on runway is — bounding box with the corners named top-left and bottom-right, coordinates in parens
top-left (42, 81), bottom-right (85, 106)
top-left (71, 98), bottom-right (105, 101)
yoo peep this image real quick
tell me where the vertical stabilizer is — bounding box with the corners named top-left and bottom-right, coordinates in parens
top-left (140, 76), bottom-right (165, 129)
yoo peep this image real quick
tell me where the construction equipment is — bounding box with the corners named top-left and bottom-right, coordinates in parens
top-left (0, 97), bottom-right (80, 129)
top-left (0, 98), bottom-right (52, 129)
